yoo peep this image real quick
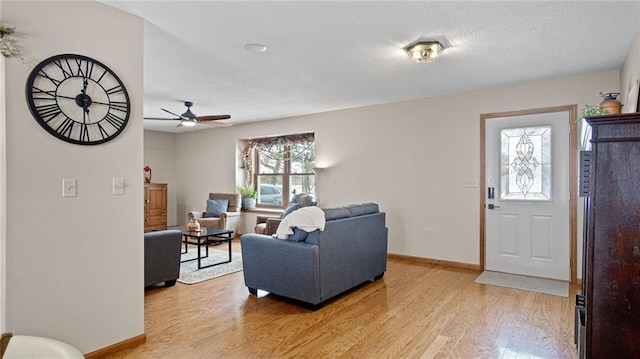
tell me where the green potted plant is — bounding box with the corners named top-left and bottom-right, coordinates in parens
top-left (577, 92), bottom-right (615, 126)
top-left (237, 182), bottom-right (257, 209)
top-left (580, 104), bottom-right (609, 119)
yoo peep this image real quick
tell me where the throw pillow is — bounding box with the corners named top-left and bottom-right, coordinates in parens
top-left (286, 227), bottom-right (308, 242)
top-left (204, 199), bottom-right (229, 218)
top-left (280, 203), bottom-right (300, 219)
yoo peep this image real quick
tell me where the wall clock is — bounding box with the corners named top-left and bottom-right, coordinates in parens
top-left (25, 53), bottom-right (130, 145)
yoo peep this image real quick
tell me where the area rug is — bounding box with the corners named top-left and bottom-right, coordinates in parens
top-left (475, 271), bottom-right (569, 297)
top-left (178, 247), bottom-right (243, 285)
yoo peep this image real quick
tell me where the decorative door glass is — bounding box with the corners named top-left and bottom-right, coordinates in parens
top-left (500, 126), bottom-right (552, 201)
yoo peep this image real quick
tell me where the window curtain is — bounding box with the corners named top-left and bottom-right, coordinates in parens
top-left (242, 132), bottom-right (314, 171)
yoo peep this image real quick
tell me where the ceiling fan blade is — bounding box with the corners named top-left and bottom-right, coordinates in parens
top-left (201, 121), bottom-right (233, 127)
top-left (143, 117), bottom-right (179, 121)
top-left (197, 115), bottom-right (231, 121)
top-left (161, 108), bottom-right (185, 119)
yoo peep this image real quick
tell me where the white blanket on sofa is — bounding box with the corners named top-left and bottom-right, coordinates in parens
top-left (276, 206), bottom-right (326, 239)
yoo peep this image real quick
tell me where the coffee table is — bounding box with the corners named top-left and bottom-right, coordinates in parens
top-left (179, 227), bottom-right (234, 270)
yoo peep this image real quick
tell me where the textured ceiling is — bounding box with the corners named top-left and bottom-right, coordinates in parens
top-left (103, 1), bottom-right (640, 133)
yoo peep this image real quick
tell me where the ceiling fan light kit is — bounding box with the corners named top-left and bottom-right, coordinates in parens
top-left (405, 40), bottom-right (444, 63)
top-left (179, 118), bottom-right (197, 127)
top-left (179, 101), bottom-right (198, 127)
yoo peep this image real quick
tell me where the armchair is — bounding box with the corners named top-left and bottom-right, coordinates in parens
top-left (255, 215), bottom-right (281, 235)
top-left (254, 193), bottom-right (316, 235)
top-left (189, 193), bottom-right (241, 233)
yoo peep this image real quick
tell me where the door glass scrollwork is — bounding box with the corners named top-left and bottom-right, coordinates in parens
top-left (501, 126), bottom-right (552, 201)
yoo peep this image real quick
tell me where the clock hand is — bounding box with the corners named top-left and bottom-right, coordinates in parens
top-left (58, 95), bottom-right (110, 107)
top-left (81, 78), bottom-right (90, 114)
top-left (81, 99), bottom-right (110, 106)
top-left (57, 95), bottom-right (79, 100)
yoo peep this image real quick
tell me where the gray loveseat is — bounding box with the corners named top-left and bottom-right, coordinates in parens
top-left (240, 203), bottom-right (387, 308)
top-left (144, 229), bottom-right (182, 288)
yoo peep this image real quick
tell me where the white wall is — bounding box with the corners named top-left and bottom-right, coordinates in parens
top-left (621, 30), bottom-right (640, 108)
top-left (144, 130), bottom-right (178, 226)
top-left (3, 1), bottom-right (144, 354)
top-left (175, 71), bottom-right (618, 271)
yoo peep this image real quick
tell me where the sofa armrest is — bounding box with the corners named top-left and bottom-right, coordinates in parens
top-left (222, 211), bottom-right (241, 218)
top-left (240, 233), bottom-right (321, 304)
top-left (219, 211), bottom-right (241, 233)
top-left (144, 229), bottom-right (182, 287)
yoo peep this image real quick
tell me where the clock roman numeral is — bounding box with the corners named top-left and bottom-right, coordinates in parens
top-left (80, 123), bottom-right (90, 142)
top-left (35, 103), bottom-right (62, 122)
top-left (31, 86), bottom-right (57, 101)
top-left (73, 59), bottom-right (95, 80)
top-left (56, 117), bottom-right (75, 138)
top-left (110, 101), bottom-right (129, 112)
top-left (96, 69), bottom-right (108, 83)
top-left (105, 85), bottom-right (124, 95)
top-left (103, 112), bottom-right (125, 128)
top-left (97, 123), bottom-right (110, 140)
top-left (52, 59), bottom-right (77, 79)
top-left (37, 69), bottom-right (62, 86)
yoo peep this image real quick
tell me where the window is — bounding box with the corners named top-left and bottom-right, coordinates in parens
top-left (500, 126), bottom-right (552, 201)
top-left (244, 133), bottom-right (315, 208)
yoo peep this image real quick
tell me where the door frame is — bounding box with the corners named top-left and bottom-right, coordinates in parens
top-left (479, 105), bottom-right (578, 283)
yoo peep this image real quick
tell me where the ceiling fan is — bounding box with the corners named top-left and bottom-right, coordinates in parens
top-left (143, 101), bottom-right (232, 127)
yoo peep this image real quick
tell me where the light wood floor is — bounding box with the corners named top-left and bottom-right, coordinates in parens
top-left (106, 240), bottom-right (580, 359)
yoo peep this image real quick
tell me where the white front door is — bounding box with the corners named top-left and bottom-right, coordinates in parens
top-left (484, 110), bottom-right (570, 280)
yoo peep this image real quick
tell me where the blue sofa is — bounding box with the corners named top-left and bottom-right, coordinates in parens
top-left (240, 203), bottom-right (388, 308)
top-left (144, 229), bottom-right (182, 288)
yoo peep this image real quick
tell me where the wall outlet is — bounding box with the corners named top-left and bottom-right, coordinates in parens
top-left (426, 228), bottom-right (432, 238)
top-left (464, 179), bottom-right (478, 188)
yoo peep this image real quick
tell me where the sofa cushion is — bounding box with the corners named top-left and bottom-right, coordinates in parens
top-left (323, 207), bottom-right (351, 221)
top-left (345, 203), bottom-right (379, 217)
top-left (204, 199), bottom-right (229, 218)
top-left (280, 203), bottom-right (301, 219)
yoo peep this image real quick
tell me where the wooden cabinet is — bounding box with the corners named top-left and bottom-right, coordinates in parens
top-left (582, 113), bottom-right (640, 358)
top-left (144, 183), bottom-right (167, 232)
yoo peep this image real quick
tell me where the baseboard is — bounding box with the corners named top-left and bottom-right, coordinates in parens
top-left (388, 253), bottom-right (480, 271)
top-left (84, 334), bottom-right (146, 359)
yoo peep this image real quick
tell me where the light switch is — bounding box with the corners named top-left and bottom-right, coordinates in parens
top-left (113, 178), bottom-right (125, 195)
top-left (464, 179), bottom-right (478, 188)
top-left (62, 178), bottom-right (77, 197)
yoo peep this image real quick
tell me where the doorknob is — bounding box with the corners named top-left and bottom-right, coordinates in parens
top-left (487, 204), bottom-right (500, 210)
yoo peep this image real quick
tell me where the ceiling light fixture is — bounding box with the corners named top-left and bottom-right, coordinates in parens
top-left (244, 43), bottom-right (267, 53)
top-left (405, 41), bottom-right (444, 63)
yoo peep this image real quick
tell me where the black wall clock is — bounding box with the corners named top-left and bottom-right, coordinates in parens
top-left (25, 53), bottom-right (131, 145)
